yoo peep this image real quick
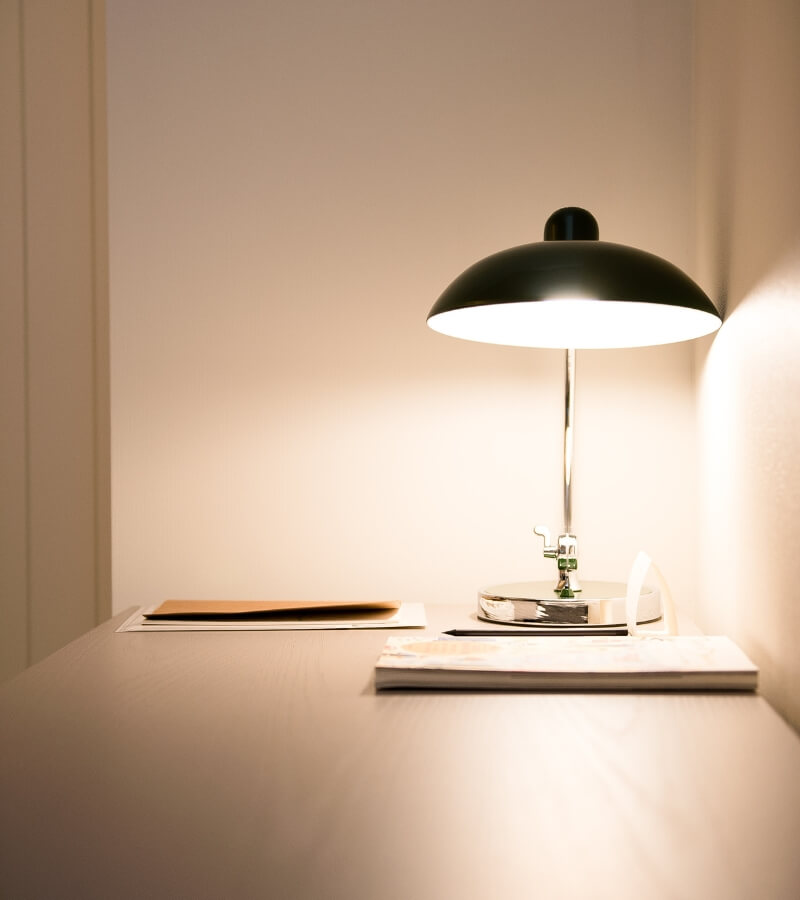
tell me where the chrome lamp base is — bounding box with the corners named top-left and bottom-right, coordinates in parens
top-left (478, 580), bottom-right (661, 627)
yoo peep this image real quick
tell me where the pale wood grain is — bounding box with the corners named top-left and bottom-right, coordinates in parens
top-left (1, 607), bottom-right (799, 899)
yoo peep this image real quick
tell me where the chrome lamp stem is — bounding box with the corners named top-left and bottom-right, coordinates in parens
top-left (563, 347), bottom-right (575, 534)
top-left (533, 348), bottom-right (581, 597)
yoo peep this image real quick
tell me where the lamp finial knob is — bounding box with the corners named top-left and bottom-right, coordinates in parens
top-left (543, 207), bottom-right (599, 241)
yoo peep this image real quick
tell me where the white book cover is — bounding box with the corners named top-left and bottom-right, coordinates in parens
top-left (375, 634), bottom-right (758, 691)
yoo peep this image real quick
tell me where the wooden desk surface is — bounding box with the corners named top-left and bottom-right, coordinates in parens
top-left (2, 605), bottom-right (799, 899)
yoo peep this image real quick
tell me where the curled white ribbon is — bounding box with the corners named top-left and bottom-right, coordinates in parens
top-left (626, 551), bottom-right (678, 637)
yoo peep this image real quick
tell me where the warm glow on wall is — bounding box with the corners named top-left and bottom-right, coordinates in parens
top-left (696, 260), bottom-right (800, 645)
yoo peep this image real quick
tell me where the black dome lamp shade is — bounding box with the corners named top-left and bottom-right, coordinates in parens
top-left (427, 207), bottom-right (721, 349)
top-left (427, 208), bottom-right (722, 627)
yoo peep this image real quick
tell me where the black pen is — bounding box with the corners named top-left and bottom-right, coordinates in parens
top-left (442, 627), bottom-right (628, 637)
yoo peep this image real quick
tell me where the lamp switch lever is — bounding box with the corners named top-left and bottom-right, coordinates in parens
top-left (534, 525), bottom-right (558, 558)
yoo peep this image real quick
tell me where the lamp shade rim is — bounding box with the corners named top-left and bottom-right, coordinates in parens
top-left (427, 239), bottom-right (721, 349)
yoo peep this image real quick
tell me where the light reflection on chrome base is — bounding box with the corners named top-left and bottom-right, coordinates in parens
top-left (478, 580), bottom-right (661, 627)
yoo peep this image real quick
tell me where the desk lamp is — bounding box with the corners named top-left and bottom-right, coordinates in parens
top-left (427, 207), bottom-right (721, 626)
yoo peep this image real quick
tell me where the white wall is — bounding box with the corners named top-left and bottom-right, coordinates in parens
top-left (107, 1), bottom-right (701, 614)
top-left (695, 0), bottom-right (800, 729)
